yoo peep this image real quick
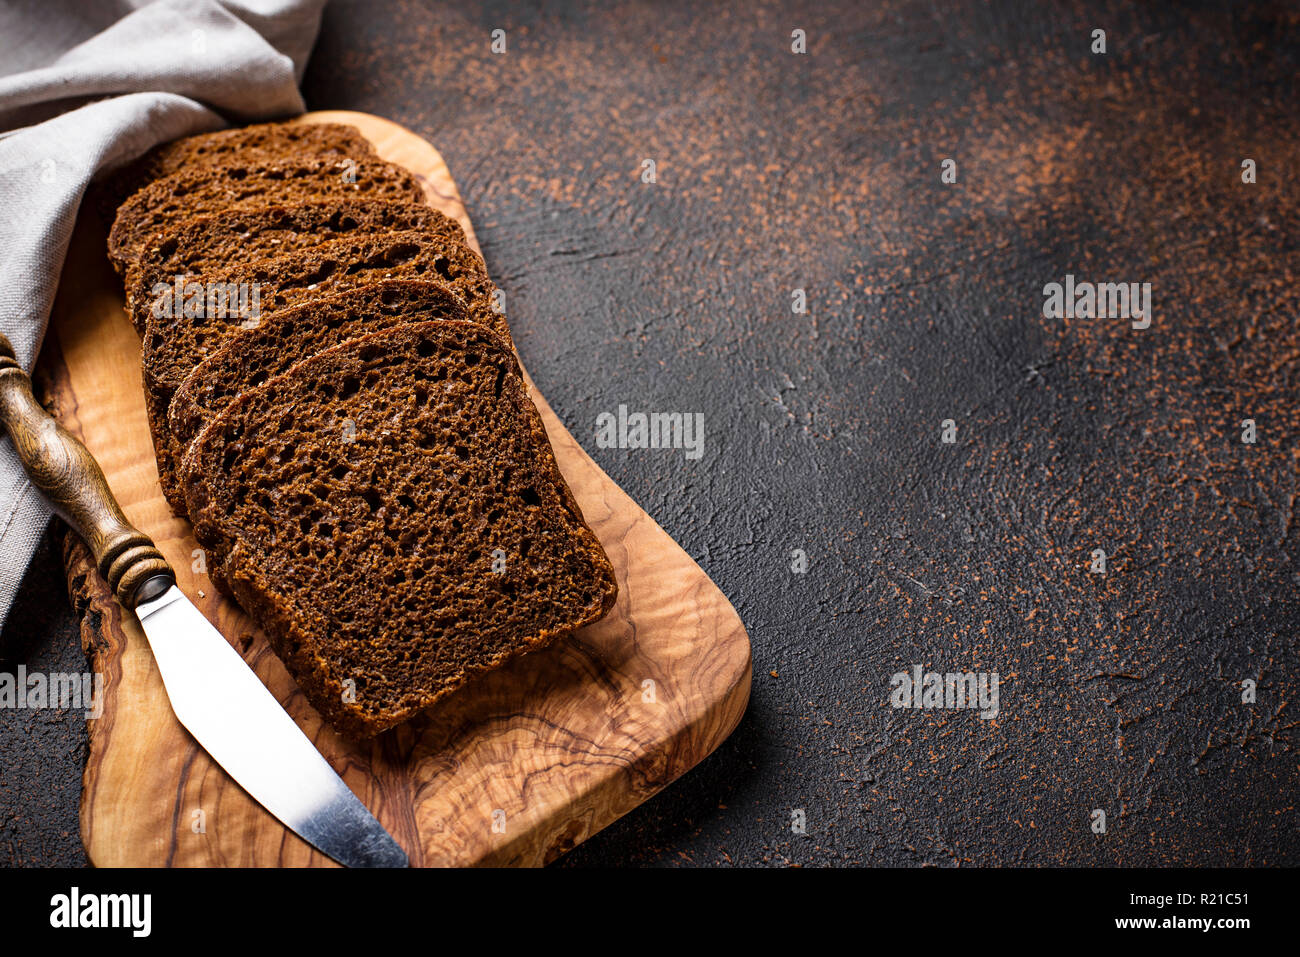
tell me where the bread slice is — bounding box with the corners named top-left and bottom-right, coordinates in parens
top-left (179, 321), bottom-right (617, 739)
top-left (140, 229), bottom-right (507, 512)
top-left (99, 122), bottom-right (377, 221)
top-left (107, 156), bottom-right (425, 272)
top-left (123, 200), bottom-right (464, 331)
top-left (167, 279), bottom-right (471, 483)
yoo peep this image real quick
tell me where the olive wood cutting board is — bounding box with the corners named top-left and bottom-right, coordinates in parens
top-left (36, 110), bottom-right (751, 867)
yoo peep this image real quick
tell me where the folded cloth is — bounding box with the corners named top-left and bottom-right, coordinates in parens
top-left (0, 0), bottom-right (326, 628)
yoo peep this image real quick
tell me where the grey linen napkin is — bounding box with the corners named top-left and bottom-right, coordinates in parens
top-left (0, 0), bottom-right (326, 629)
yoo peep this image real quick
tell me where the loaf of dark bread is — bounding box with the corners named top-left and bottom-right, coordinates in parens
top-left (107, 156), bottom-right (425, 272)
top-left (123, 200), bottom-right (464, 331)
top-left (99, 122), bottom-right (377, 222)
top-left (179, 322), bottom-right (617, 739)
top-left (167, 280), bottom-right (471, 483)
top-left (140, 229), bottom-right (507, 512)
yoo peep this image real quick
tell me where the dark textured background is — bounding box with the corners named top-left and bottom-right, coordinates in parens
top-left (3, 0), bottom-right (1297, 867)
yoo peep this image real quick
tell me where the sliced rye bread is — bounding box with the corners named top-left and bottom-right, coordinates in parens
top-left (97, 122), bottom-right (377, 223)
top-left (107, 156), bottom-right (425, 273)
top-left (123, 199), bottom-right (465, 331)
top-left (140, 229), bottom-right (507, 513)
top-left (179, 321), bottom-right (617, 739)
top-left (167, 280), bottom-right (471, 488)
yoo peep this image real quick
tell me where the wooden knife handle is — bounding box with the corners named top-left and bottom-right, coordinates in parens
top-left (0, 334), bottom-right (174, 609)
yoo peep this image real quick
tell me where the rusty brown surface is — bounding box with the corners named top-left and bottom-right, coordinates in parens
top-left (300, 0), bottom-right (1299, 865)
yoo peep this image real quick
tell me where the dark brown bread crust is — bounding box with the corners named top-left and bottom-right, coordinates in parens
top-left (140, 229), bottom-right (508, 512)
top-left (180, 322), bottom-right (617, 739)
top-left (98, 122), bottom-right (378, 224)
top-left (167, 280), bottom-right (471, 484)
top-left (107, 156), bottom-right (425, 272)
top-left (124, 200), bottom-right (464, 331)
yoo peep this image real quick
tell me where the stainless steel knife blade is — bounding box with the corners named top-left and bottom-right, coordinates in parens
top-left (135, 586), bottom-right (408, 868)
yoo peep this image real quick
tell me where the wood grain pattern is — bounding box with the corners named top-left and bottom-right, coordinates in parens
top-left (39, 110), bottom-right (751, 867)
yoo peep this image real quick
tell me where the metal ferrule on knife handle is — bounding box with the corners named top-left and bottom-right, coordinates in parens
top-left (0, 333), bottom-right (174, 608)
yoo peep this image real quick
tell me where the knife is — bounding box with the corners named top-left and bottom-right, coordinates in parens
top-left (0, 334), bottom-right (406, 868)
